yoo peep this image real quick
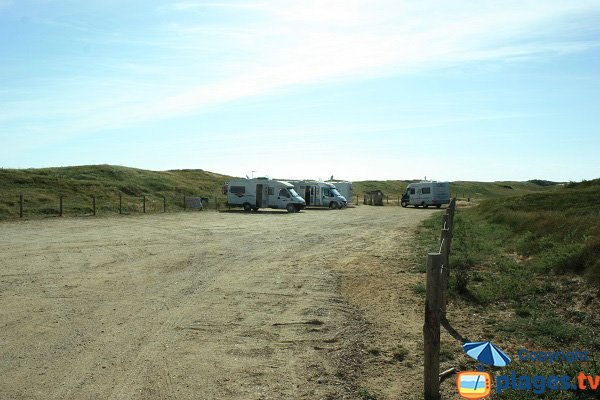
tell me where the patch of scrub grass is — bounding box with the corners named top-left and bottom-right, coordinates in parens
top-left (471, 261), bottom-right (539, 304)
top-left (392, 344), bottom-right (409, 362)
top-left (500, 317), bottom-right (582, 346)
top-left (439, 342), bottom-right (455, 362)
top-left (367, 347), bottom-right (381, 356)
top-left (412, 283), bottom-right (426, 297)
top-left (410, 214), bottom-right (444, 273)
top-left (357, 388), bottom-right (378, 400)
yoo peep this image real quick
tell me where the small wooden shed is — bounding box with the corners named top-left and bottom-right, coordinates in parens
top-left (364, 190), bottom-right (384, 206)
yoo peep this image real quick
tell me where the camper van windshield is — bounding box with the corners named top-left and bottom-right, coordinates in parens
top-left (289, 188), bottom-right (299, 197)
top-left (331, 189), bottom-right (341, 197)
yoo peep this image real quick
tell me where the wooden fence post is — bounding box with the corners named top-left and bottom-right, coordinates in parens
top-left (424, 252), bottom-right (442, 400)
top-left (119, 193), bottom-right (122, 214)
top-left (163, 196), bottom-right (166, 213)
top-left (447, 199), bottom-right (456, 242)
top-left (19, 193), bottom-right (23, 218)
top-left (356, 194), bottom-right (358, 205)
top-left (441, 213), bottom-right (450, 231)
top-left (440, 224), bottom-right (451, 320)
top-left (92, 196), bottom-right (96, 216)
top-left (59, 195), bottom-right (63, 217)
top-left (143, 195), bottom-right (146, 213)
top-left (215, 196), bottom-right (218, 210)
top-left (183, 195), bottom-right (186, 211)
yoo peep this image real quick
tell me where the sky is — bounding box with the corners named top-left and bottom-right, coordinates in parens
top-left (1, 0), bottom-right (599, 182)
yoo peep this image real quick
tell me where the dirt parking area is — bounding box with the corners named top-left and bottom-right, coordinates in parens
top-left (0, 206), bottom-right (438, 399)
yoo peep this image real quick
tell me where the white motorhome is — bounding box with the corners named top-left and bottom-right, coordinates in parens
top-left (401, 181), bottom-right (450, 208)
top-left (325, 180), bottom-right (353, 204)
top-left (224, 178), bottom-right (306, 213)
top-left (290, 181), bottom-right (347, 209)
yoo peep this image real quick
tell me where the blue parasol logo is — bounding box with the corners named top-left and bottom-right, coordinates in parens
top-left (463, 341), bottom-right (511, 367)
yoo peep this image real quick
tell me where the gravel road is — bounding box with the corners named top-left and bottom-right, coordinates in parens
top-left (0, 206), bottom-right (436, 399)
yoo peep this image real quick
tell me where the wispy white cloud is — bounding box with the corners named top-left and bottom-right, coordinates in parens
top-left (3, 0), bottom-right (600, 138)
top-left (163, 1), bottom-right (268, 12)
top-left (0, 0), bottom-right (12, 10)
top-left (129, 1), bottom-right (599, 121)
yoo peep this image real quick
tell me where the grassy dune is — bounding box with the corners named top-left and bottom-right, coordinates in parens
top-left (0, 164), bottom-right (566, 218)
top-left (353, 179), bottom-right (558, 201)
top-left (0, 165), bottom-right (231, 218)
top-left (414, 179), bottom-right (599, 399)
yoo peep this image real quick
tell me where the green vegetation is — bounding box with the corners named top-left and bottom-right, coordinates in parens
top-left (473, 179), bottom-right (600, 283)
top-left (356, 388), bottom-right (378, 400)
top-left (450, 180), bottom-right (559, 202)
top-left (417, 180), bottom-right (599, 399)
top-left (0, 165), bottom-right (231, 218)
top-left (0, 164), bottom-right (562, 218)
top-left (392, 344), bottom-right (409, 362)
top-left (367, 346), bottom-right (382, 356)
top-left (353, 180), bottom-right (415, 199)
top-left (353, 179), bottom-right (558, 202)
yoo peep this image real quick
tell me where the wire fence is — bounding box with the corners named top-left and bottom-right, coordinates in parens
top-left (0, 191), bottom-right (224, 220)
top-left (352, 194), bottom-right (472, 207)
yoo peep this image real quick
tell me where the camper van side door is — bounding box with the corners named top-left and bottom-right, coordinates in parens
top-left (311, 186), bottom-right (319, 206)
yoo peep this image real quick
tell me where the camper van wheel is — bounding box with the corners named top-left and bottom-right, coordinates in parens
top-left (329, 202), bottom-right (338, 210)
top-left (401, 201), bottom-right (408, 208)
top-left (252, 207), bottom-right (259, 212)
top-left (436, 204), bottom-right (441, 208)
top-left (286, 204), bottom-right (296, 213)
top-left (243, 203), bottom-right (252, 212)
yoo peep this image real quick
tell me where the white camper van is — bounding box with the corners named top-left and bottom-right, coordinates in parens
top-left (291, 181), bottom-right (347, 209)
top-left (401, 181), bottom-right (450, 208)
top-left (224, 178), bottom-right (306, 213)
top-left (325, 180), bottom-right (353, 205)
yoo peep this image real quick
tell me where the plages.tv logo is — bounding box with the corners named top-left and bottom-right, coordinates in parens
top-left (457, 371), bottom-right (491, 399)
top-left (455, 342), bottom-right (597, 398)
top-left (456, 341), bottom-right (512, 399)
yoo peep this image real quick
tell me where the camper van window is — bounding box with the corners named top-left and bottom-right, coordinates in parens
top-left (278, 188), bottom-right (290, 198)
top-left (323, 188), bottom-right (332, 197)
top-left (230, 186), bottom-right (245, 195)
top-left (422, 187), bottom-right (431, 194)
top-left (410, 188), bottom-right (415, 195)
top-left (268, 187), bottom-right (274, 195)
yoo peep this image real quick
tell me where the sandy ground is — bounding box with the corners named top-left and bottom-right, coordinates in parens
top-left (0, 206), bottom-right (438, 400)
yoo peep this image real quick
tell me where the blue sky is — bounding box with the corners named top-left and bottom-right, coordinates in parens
top-left (1, 0), bottom-right (599, 181)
